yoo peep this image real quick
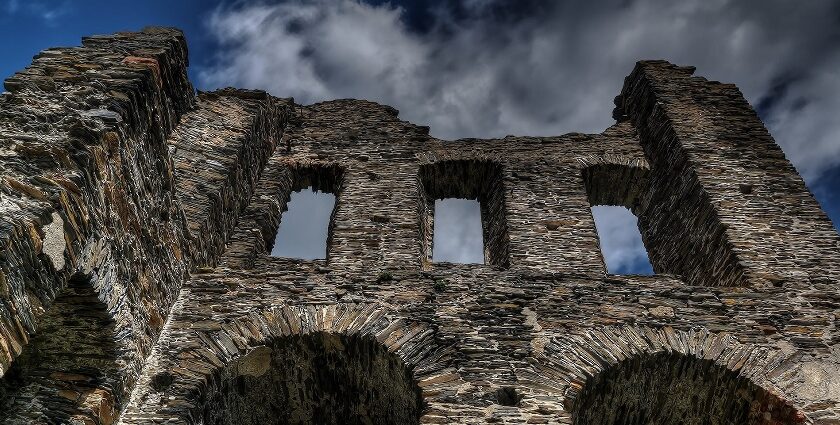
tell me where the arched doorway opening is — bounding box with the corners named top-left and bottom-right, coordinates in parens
top-left (0, 273), bottom-right (121, 424)
top-left (197, 332), bottom-right (423, 425)
top-left (571, 351), bottom-right (803, 425)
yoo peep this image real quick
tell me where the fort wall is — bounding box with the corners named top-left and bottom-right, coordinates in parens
top-left (0, 28), bottom-right (838, 424)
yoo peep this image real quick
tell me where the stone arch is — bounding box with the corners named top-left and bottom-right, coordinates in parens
top-left (529, 326), bottom-right (806, 424)
top-left (197, 331), bottom-right (422, 424)
top-left (571, 351), bottom-right (803, 424)
top-left (0, 272), bottom-right (122, 424)
top-left (122, 304), bottom-right (462, 424)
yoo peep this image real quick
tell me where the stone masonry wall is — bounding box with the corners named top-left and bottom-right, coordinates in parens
top-left (0, 29), bottom-right (838, 424)
top-left (0, 28), bottom-right (292, 423)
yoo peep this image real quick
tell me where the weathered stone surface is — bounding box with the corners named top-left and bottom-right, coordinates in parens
top-left (168, 89), bottom-right (293, 267)
top-left (0, 29), bottom-right (838, 425)
top-left (0, 28), bottom-right (291, 423)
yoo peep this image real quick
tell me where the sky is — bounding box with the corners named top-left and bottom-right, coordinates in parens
top-left (2, 0), bottom-right (838, 274)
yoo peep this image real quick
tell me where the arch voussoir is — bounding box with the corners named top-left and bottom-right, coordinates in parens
top-left (120, 303), bottom-right (461, 424)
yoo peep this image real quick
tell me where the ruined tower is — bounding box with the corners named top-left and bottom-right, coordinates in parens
top-left (0, 27), bottom-right (838, 424)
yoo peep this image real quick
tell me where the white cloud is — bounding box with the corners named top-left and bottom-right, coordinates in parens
top-left (4, 0), bottom-right (69, 24)
top-left (760, 54), bottom-right (840, 181)
top-left (200, 0), bottom-right (840, 271)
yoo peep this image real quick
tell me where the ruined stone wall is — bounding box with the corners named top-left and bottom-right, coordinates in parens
top-left (0, 28), bottom-right (291, 423)
top-left (614, 61), bottom-right (840, 288)
top-left (0, 29), bottom-right (838, 425)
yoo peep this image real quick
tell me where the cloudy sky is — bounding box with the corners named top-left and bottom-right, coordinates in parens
top-left (1, 0), bottom-right (838, 273)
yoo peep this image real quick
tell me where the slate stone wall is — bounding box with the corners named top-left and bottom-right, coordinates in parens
top-left (0, 29), bottom-right (838, 424)
top-left (0, 28), bottom-right (291, 423)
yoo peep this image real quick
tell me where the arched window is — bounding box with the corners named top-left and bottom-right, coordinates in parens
top-left (267, 164), bottom-right (343, 261)
top-left (590, 205), bottom-right (653, 274)
top-left (581, 160), bottom-right (749, 286)
top-left (431, 198), bottom-right (484, 264)
top-left (582, 164), bottom-right (654, 275)
top-left (270, 187), bottom-right (337, 260)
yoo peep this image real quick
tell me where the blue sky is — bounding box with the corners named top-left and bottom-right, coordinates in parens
top-left (0, 1), bottom-right (216, 85)
top-left (2, 0), bottom-right (838, 274)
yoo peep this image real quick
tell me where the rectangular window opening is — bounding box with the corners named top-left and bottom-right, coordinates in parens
top-left (432, 198), bottom-right (484, 264)
top-left (591, 205), bottom-right (654, 275)
top-left (582, 164), bottom-right (655, 276)
top-left (270, 187), bottom-right (337, 260)
top-left (420, 160), bottom-right (509, 267)
top-left (267, 164), bottom-right (343, 261)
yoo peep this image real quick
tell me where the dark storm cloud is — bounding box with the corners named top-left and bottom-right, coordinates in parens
top-left (364, 0), bottom-right (549, 34)
top-left (200, 0), bottom-right (840, 267)
top-left (755, 73), bottom-right (806, 120)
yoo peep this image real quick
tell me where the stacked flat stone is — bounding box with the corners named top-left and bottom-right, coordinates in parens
top-left (0, 28), bottom-right (837, 424)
